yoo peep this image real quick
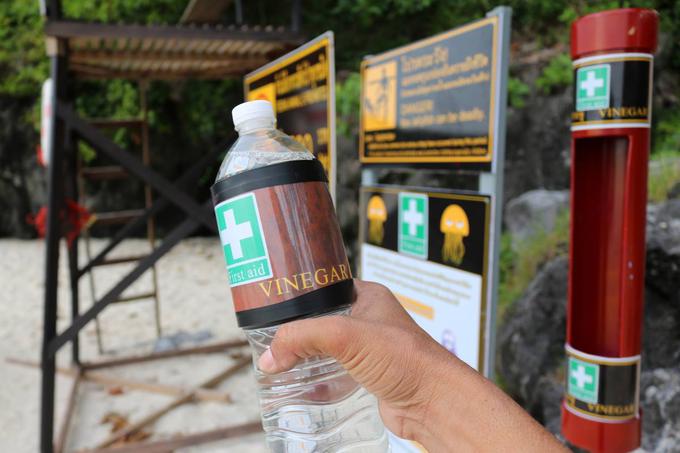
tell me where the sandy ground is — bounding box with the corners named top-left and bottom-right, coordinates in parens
top-left (0, 237), bottom-right (269, 452)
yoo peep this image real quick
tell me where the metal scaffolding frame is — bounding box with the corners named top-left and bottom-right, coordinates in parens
top-left (38, 1), bottom-right (304, 451)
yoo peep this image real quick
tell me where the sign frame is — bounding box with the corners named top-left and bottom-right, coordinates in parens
top-left (359, 185), bottom-right (492, 372)
top-left (244, 32), bottom-right (337, 198)
top-left (358, 16), bottom-right (500, 167)
top-left (359, 6), bottom-right (511, 382)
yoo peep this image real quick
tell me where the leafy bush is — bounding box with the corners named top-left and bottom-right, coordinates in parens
top-left (498, 209), bottom-right (570, 320)
top-left (649, 150), bottom-right (680, 202)
top-left (508, 77), bottom-right (530, 109)
top-left (535, 53), bottom-right (573, 94)
top-left (336, 72), bottom-right (361, 137)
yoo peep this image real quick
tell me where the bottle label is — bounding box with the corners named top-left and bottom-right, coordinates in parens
top-left (212, 160), bottom-right (353, 328)
top-left (571, 52), bottom-right (653, 131)
top-left (215, 192), bottom-right (273, 287)
top-left (564, 344), bottom-right (640, 422)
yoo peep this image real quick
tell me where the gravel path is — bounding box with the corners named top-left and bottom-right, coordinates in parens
top-left (0, 238), bottom-right (268, 452)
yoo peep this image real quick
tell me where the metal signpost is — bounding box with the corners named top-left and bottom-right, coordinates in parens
top-left (244, 32), bottom-right (337, 197)
top-left (358, 7), bottom-right (511, 451)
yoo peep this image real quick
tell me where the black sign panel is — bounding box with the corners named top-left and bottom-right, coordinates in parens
top-left (359, 17), bottom-right (498, 168)
top-left (571, 54), bottom-right (653, 130)
top-left (245, 33), bottom-right (335, 192)
top-left (360, 186), bottom-right (489, 276)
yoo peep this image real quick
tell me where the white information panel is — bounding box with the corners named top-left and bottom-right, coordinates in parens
top-left (362, 243), bottom-right (483, 369)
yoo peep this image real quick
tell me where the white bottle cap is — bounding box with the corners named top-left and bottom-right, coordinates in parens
top-left (231, 100), bottom-right (275, 129)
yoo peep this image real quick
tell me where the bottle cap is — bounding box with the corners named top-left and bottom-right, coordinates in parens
top-left (231, 100), bottom-right (275, 129)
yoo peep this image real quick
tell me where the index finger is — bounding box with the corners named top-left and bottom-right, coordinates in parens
top-left (350, 279), bottom-right (415, 328)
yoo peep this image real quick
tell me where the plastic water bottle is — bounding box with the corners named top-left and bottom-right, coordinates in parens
top-left (211, 100), bottom-right (388, 452)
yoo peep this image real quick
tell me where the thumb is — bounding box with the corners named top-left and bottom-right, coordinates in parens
top-left (258, 315), bottom-right (359, 374)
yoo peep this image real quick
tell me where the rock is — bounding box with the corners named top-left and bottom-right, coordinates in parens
top-left (503, 82), bottom-right (572, 203)
top-left (667, 181), bottom-right (680, 200)
top-left (504, 189), bottom-right (569, 246)
top-left (497, 256), bottom-right (568, 412)
top-left (646, 200), bottom-right (680, 298)
top-left (498, 199), bottom-right (680, 451)
top-left (642, 287), bottom-right (680, 370)
top-left (640, 367), bottom-right (680, 452)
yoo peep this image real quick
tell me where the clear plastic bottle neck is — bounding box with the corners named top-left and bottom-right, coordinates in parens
top-left (236, 117), bottom-right (276, 135)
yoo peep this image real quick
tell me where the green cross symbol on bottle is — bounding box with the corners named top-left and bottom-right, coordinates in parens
top-left (215, 192), bottom-right (272, 287)
top-left (568, 357), bottom-right (599, 403)
top-left (576, 64), bottom-right (610, 111)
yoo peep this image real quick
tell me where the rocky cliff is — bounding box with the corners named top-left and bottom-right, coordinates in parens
top-left (497, 200), bottom-right (680, 451)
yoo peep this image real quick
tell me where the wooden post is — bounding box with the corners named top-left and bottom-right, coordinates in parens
top-left (96, 357), bottom-right (250, 448)
top-left (80, 421), bottom-right (262, 453)
top-left (54, 369), bottom-right (82, 453)
top-left (81, 339), bottom-right (247, 370)
top-left (6, 358), bottom-right (234, 404)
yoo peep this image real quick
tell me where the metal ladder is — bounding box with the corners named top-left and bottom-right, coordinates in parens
top-left (78, 83), bottom-right (162, 354)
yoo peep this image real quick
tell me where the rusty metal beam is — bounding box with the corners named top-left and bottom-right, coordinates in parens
top-left (69, 68), bottom-right (251, 80)
top-left (70, 50), bottom-right (269, 64)
top-left (45, 20), bottom-right (304, 44)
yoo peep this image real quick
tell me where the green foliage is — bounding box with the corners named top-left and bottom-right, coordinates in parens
top-left (0, 2), bottom-right (48, 98)
top-left (78, 142), bottom-right (97, 163)
top-left (648, 150), bottom-right (680, 202)
top-left (336, 72), bottom-right (361, 137)
top-left (654, 108), bottom-right (680, 156)
top-left (498, 209), bottom-right (570, 320)
top-left (0, 0), bottom-right (678, 234)
top-left (535, 53), bottom-right (573, 94)
top-left (63, 0), bottom-right (185, 24)
top-left (333, 0), bottom-right (434, 23)
top-left (507, 77), bottom-right (530, 109)
top-left (558, 1), bottom-right (626, 26)
top-left (648, 107), bottom-right (680, 201)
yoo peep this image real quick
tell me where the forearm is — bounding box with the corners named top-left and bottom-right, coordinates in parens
top-left (412, 347), bottom-right (566, 452)
top-left (262, 281), bottom-right (565, 451)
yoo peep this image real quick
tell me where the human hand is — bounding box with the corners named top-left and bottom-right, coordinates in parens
top-left (258, 279), bottom-right (565, 452)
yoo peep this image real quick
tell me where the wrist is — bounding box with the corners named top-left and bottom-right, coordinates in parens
top-left (402, 342), bottom-right (471, 449)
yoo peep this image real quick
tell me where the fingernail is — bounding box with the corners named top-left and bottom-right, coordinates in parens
top-left (258, 348), bottom-right (276, 373)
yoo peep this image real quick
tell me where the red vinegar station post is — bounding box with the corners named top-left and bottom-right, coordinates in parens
top-left (562, 8), bottom-right (658, 453)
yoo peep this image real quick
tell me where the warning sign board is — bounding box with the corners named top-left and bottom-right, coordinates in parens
top-left (359, 9), bottom-right (510, 452)
top-left (360, 186), bottom-right (490, 371)
top-left (359, 17), bottom-right (499, 167)
top-left (361, 185), bottom-right (491, 453)
top-left (244, 32), bottom-right (336, 195)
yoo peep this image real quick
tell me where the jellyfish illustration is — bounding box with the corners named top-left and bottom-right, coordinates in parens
top-left (367, 195), bottom-right (387, 245)
top-left (440, 204), bottom-right (469, 265)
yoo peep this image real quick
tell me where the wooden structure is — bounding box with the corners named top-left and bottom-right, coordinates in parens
top-left (79, 82), bottom-right (165, 354)
top-left (39, 0), bottom-right (304, 452)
